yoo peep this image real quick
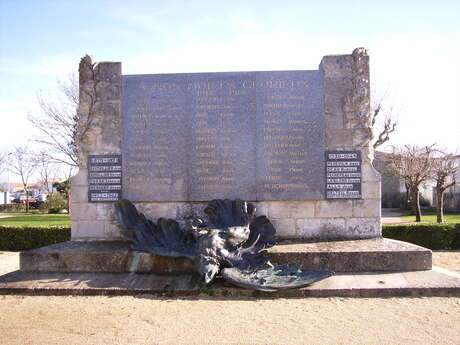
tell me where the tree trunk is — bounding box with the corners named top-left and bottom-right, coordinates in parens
top-left (66, 192), bottom-right (70, 213)
top-left (405, 182), bottom-right (411, 209)
top-left (412, 189), bottom-right (422, 222)
top-left (436, 190), bottom-right (444, 223)
top-left (25, 189), bottom-right (29, 213)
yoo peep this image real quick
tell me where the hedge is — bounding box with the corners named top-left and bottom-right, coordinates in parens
top-left (0, 203), bottom-right (50, 213)
top-left (383, 223), bottom-right (460, 250)
top-left (0, 204), bottom-right (27, 213)
top-left (0, 226), bottom-right (71, 251)
top-left (1, 223), bottom-right (459, 252)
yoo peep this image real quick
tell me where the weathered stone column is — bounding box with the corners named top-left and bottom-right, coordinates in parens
top-left (71, 56), bottom-right (124, 240)
top-left (306, 47), bottom-right (381, 239)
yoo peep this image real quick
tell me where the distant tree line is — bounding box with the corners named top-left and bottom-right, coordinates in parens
top-left (388, 145), bottom-right (458, 223)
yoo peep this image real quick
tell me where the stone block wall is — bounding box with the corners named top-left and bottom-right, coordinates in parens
top-left (71, 48), bottom-right (381, 241)
top-left (71, 56), bottom-right (123, 240)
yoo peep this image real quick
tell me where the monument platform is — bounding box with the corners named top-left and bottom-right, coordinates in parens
top-left (270, 238), bottom-right (432, 272)
top-left (2, 239), bottom-right (459, 297)
top-left (1, 267), bottom-right (459, 298)
top-left (20, 238), bottom-right (431, 274)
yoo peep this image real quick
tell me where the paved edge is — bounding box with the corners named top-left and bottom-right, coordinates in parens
top-left (1, 269), bottom-right (460, 298)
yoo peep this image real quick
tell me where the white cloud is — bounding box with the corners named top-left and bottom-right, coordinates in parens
top-left (0, 54), bottom-right (78, 79)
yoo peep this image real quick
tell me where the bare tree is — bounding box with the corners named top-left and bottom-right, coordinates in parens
top-left (432, 151), bottom-right (458, 223)
top-left (35, 152), bottom-right (59, 193)
top-left (371, 98), bottom-right (397, 150)
top-left (389, 145), bottom-right (436, 222)
top-left (0, 152), bottom-right (8, 177)
top-left (8, 147), bottom-right (37, 212)
top-left (28, 75), bottom-right (79, 168)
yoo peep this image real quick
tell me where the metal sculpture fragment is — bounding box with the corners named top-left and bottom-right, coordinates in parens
top-left (116, 198), bottom-right (332, 291)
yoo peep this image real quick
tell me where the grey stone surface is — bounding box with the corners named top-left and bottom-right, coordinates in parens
top-left (71, 203), bottom-right (97, 221)
top-left (361, 181), bottom-right (381, 199)
top-left (315, 200), bottom-right (353, 218)
top-left (296, 218), bottom-right (346, 239)
top-left (20, 241), bottom-right (196, 274)
top-left (19, 238), bottom-right (431, 274)
top-left (71, 185), bottom-right (89, 204)
top-left (345, 217), bottom-right (381, 238)
top-left (3, 269), bottom-right (460, 297)
top-left (255, 70), bottom-right (325, 200)
top-left (189, 72), bottom-right (256, 201)
top-left (122, 70), bottom-right (325, 202)
top-left (72, 220), bottom-right (105, 238)
top-left (267, 201), bottom-right (315, 219)
top-left (270, 218), bottom-right (297, 238)
top-left (289, 201), bottom-right (316, 218)
top-left (270, 238), bottom-right (431, 271)
top-left (352, 199), bottom-right (381, 218)
top-left (70, 49), bottom-right (380, 242)
top-left (72, 56), bottom-right (124, 240)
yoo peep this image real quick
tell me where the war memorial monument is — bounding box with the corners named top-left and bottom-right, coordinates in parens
top-left (2, 48), bottom-right (460, 296)
top-left (73, 47), bottom-right (380, 242)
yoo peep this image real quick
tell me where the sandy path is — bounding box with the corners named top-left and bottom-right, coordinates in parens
top-left (1, 251), bottom-right (460, 345)
top-left (1, 295), bottom-right (459, 345)
top-left (0, 213), bottom-right (17, 219)
top-left (381, 208), bottom-right (407, 224)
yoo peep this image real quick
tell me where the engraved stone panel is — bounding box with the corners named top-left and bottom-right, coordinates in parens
top-left (122, 71), bottom-right (325, 202)
top-left (256, 71), bottom-right (324, 200)
top-left (122, 74), bottom-right (188, 201)
top-left (188, 72), bottom-right (256, 200)
top-left (325, 151), bottom-right (362, 199)
top-left (88, 155), bottom-right (122, 202)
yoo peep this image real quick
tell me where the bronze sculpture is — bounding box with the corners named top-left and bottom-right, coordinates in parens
top-left (116, 198), bottom-right (332, 291)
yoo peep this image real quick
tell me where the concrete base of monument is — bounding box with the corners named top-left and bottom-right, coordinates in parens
top-left (1, 267), bottom-right (460, 298)
top-left (270, 238), bottom-right (432, 272)
top-left (2, 238), bottom-right (459, 297)
top-left (19, 238), bottom-right (431, 274)
top-left (20, 241), bottom-right (198, 275)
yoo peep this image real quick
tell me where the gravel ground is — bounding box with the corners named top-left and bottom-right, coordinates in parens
top-left (0, 251), bottom-right (459, 345)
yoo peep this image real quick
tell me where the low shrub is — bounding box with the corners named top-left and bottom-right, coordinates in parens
top-left (47, 193), bottom-right (67, 214)
top-left (0, 204), bottom-right (27, 213)
top-left (383, 223), bottom-right (460, 250)
top-left (452, 224), bottom-right (460, 249)
top-left (0, 226), bottom-right (71, 251)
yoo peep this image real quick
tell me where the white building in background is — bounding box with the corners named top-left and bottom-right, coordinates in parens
top-left (1, 191), bottom-right (10, 204)
top-left (374, 152), bottom-right (459, 211)
top-left (0, 178), bottom-right (65, 204)
top-left (433, 155), bottom-right (460, 212)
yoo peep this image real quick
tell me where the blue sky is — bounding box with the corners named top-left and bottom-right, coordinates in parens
top-left (1, 0), bottom-right (459, 160)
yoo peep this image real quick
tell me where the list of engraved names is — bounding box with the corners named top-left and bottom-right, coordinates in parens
top-left (122, 71), bottom-right (325, 202)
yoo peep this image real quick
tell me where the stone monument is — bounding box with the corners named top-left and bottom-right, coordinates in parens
top-left (11, 48), bottom-right (442, 296)
top-left (72, 48), bottom-right (381, 242)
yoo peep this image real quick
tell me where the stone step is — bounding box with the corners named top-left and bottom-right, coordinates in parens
top-left (20, 238), bottom-right (432, 274)
top-left (1, 267), bottom-right (459, 298)
top-left (20, 241), bottom-right (197, 274)
top-left (270, 238), bottom-right (432, 272)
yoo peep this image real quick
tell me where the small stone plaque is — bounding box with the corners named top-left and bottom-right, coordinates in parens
top-left (325, 151), bottom-right (361, 199)
top-left (88, 155), bottom-right (123, 202)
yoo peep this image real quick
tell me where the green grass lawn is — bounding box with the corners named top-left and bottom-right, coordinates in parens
top-left (401, 210), bottom-right (460, 224)
top-left (0, 214), bottom-right (71, 227)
